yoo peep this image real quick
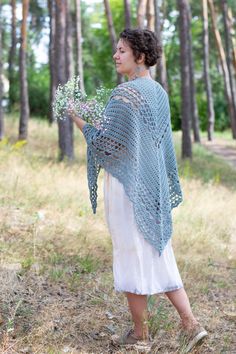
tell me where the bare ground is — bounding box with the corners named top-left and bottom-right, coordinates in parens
top-left (0, 253), bottom-right (235, 354)
top-left (202, 138), bottom-right (236, 170)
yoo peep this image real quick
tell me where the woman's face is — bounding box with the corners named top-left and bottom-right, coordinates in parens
top-left (113, 39), bottom-right (139, 77)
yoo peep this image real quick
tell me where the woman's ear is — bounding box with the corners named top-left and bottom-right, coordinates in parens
top-left (137, 53), bottom-right (145, 65)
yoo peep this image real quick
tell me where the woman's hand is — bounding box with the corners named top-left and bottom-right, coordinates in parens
top-left (67, 101), bottom-right (86, 132)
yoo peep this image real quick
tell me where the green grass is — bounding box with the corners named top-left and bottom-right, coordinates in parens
top-left (173, 133), bottom-right (236, 190)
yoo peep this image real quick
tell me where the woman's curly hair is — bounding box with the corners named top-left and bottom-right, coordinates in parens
top-left (119, 28), bottom-right (162, 67)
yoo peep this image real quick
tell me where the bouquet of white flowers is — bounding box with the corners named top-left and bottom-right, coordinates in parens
top-left (53, 76), bottom-right (112, 126)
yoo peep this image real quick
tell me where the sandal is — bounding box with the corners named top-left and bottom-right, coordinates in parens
top-left (111, 328), bottom-right (148, 346)
top-left (179, 323), bottom-right (208, 353)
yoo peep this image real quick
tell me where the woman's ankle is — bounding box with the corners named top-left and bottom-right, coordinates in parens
top-left (181, 317), bottom-right (198, 331)
top-left (134, 323), bottom-right (149, 339)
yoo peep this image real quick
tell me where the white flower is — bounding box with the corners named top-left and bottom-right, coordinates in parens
top-left (53, 75), bottom-right (112, 125)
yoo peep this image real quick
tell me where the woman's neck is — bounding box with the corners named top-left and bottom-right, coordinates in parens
top-left (128, 66), bottom-right (152, 81)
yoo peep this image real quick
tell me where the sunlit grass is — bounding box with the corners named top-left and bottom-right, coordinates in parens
top-left (1, 116), bottom-right (235, 276)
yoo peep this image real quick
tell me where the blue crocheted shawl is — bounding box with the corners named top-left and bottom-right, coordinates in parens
top-left (82, 78), bottom-right (183, 254)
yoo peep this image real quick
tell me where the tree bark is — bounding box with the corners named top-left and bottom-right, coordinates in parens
top-left (8, 0), bottom-right (17, 110)
top-left (75, 0), bottom-right (85, 94)
top-left (146, 0), bottom-right (155, 31)
top-left (177, 0), bottom-right (192, 159)
top-left (227, 8), bottom-right (236, 73)
top-left (221, 0), bottom-right (236, 134)
top-left (0, 3), bottom-right (4, 140)
top-left (146, 0), bottom-right (155, 77)
top-left (19, 0), bottom-right (30, 141)
top-left (208, 0), bottom-right (236, 138)
top-left (48, 0), bottom-right (56, 123)
top-left (124, 0), bottom-right (132, 29)
top-left (154, 0), bottom-right (168, 91)
top-left (103, 0), bottom-right (122, 84)
top-left (103, 0), bottom-right (117, 53)
top-left (66, 1), bottom-right (74, 80)
top-left (55, 0), bottom-right (74, 160)
top-left (188, 5), bottom-right (201, 143)
top-left (137, 0), bottom-right (147, 28)
top-left (202, 0), bottom-right (215, 141)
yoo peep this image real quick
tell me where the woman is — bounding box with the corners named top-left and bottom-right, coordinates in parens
top-left (68, 29), bottom-right (207, 352)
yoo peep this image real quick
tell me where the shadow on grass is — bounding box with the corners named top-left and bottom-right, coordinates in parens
top-left (177, 142), bottom-right (236, 190)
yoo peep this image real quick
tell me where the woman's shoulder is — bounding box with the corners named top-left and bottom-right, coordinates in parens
top-left (114, 78), bottom-right (167, 97)
top-left (110, 81), bottom-right (143, 104)
top-left (109, 79), bottom-right (169, 108)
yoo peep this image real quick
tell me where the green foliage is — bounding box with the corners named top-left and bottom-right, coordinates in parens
top-left (82, 1), bottom-right (116, 94)
top-left (3, 0), bottom-right (235, 133)
top-left (28, 65), bottom-right (49, 118)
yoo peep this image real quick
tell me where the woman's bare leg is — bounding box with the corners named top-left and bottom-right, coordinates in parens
top-left (165, 288), bottom-right (198, 329)
top-left (125, 292), bottom-right (149, 339)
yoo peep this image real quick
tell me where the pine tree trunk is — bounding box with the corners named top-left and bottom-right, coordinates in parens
top-left (208, 0), bottom-right (236, 138)
top-left (103, 0), bottom-right (122, 84)
top-left (66, 1), bottom-right (74, 80)
top-left (154, 0), bottom-right (168, 92)
top-left (0, 3), bottom-right (4, 140)
top-left (177, 0), bottom-right (192, 159)
top-left (188, 5), bottom-right (201, 143)
top-left (146, 0), bottom-right (155, 77)
top-left (202, 0), bottom-right (215, 141)
top-left (8, 0), bottom-right (17, 110)
top-left (146, 0), bottom-right (154, 31)
top-left (103, 0), bottom-right (117, 53)
top-left (221, 0), bottom-right (236, 133)
top-left (137, 0), bottom-right (147, 28)
top-left (227, 8), bottom-right (236, 73)
top-left (48, 0), bottom-right (56, 123)
top-left (75, 0), bottom-right (85, 94)
top-left (55, 0), bottom-right (74, 160)
top-left (124, 0), bottom-right (132, 29)
top-left (19, 0), bottom-right (30, 141)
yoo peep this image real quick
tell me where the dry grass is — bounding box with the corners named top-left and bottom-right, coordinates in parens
top-left (0, 117), bottom-right (235, 353)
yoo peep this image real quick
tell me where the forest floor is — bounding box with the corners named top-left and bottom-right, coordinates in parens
top-left (202, 136), bottom-right (236, 169)
top-left (0, 120), bottom-right (236, 354)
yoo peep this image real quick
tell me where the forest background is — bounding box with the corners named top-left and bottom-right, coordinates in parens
top-left (1, 0), bottom-right (236, 159)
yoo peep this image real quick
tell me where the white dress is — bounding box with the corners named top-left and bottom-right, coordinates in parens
top-left (104, 171), bottom-right (183, 295)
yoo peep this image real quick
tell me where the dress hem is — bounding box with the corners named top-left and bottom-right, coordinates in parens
top-left (114, 284), bottom-right (183, 296)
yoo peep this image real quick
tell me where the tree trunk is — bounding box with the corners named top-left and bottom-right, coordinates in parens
top-left (8, 0), bottom-right (17, 110)
top-left (221, 0), bottom-right (236, 134)
top-left (103, 0), bottom-right (122, 84)
top-left (177, 0), bottom-right (192, 159)
top-left (55, 0), bottom-right (74, 160)
top-left (103, 0), bottom-right (117, 53)
top-left (137, 0), bottom-right (147, 28)
top-left (65, 0), bottom-right (74, 153)
top-left (146, 0), bottom-right (155, 77)
top-left (124, 0), bottom-right (132, 29)
top-left (48, 0), bottom-right (56, 123)
top-left (202, 0), bottom-right (215, 141)
top-left (188, 5), bottom-right (201, 143)
top-left (66, 1), bottom-right (74, 80)
top-left (0, 3), bottom-right (4, 140)
top-left (208, 0), bottom-right (236, 138)
top-left (75, 0), bottom-right (85, 94)
top-left (19, 0), bottom-right (30, 141)
top-left (154, 0), bottom-right (168, 91)
top-left (227, 8), bottom-right (236, 73)
top-left (146, 0), bottom-right (155, 31)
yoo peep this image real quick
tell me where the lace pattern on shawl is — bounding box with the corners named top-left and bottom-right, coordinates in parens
top-left (83, 79), bottom-right (182, 254)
